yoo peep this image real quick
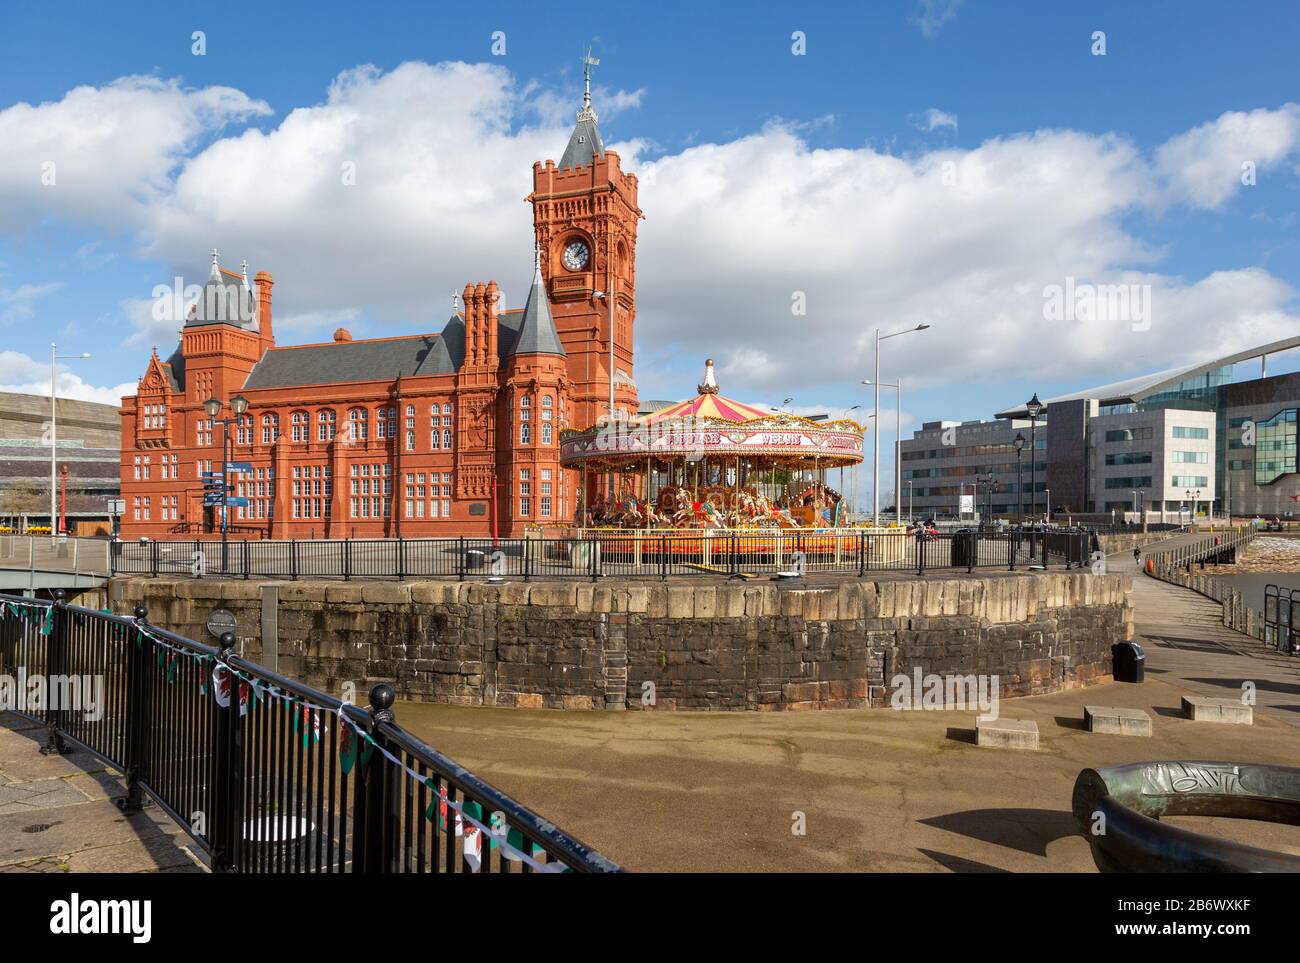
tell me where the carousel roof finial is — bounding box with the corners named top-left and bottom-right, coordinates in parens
top-left (697, 358), bottom-right (719, 395)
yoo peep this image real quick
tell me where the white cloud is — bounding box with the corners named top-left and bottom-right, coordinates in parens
top-left (912, 0), bottom-right (965, 37)
top-left (0, 75), bottom-right (271, 233)
top-left (0, 281), bottom-right (62, 322)
top-left (0, 350), bottom-right (134, 405)
top-left (1156, 104), bottom-right (1300, 209)
top-left (915, 108), bottom-right (958, 133)
top-left (7, 62), bottom-right (1300, 414)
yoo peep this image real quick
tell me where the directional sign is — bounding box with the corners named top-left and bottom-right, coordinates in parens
top-left (225, 462), bottom-right (253, 474)
top-left (201, 472), bottom-right (224, 479)
top-left (226, 496), bottom-right (249, 508)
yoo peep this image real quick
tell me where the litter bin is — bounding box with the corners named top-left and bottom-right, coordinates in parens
top-left (950, 529), bottom-right (976, 567)
top-left (1112, 642), bottom-right (1145, 683)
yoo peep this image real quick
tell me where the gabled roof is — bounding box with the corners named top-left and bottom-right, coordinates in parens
top-left (242, 334), bottom-right (453, 389)
top-left (996, 335), bottom-right (1300, 418)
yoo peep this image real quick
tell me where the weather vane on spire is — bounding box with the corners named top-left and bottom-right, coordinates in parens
top-left (581, 46), bottom-right (600, 118)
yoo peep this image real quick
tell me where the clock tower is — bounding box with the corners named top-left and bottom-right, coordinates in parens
top-left (527, 52), bottom-right (642, 433)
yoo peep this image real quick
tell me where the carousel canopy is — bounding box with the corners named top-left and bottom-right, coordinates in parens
top-left (561, 359), bottom-right (865, 470)
top-left (640, 359), bottom-right (769, 425)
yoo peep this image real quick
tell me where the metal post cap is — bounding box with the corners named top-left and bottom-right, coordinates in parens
top-left (53, 588), bottom-right (66, 602)
top-left (219, 631), bottom-right (235, 649)
top-left (133, 605), bottom-right (148, 620)
top-left (369, 683), bottom-right (396, 710)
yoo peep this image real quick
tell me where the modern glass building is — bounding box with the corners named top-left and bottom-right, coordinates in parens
top-left (901, 336), bottom-right (1300, 519)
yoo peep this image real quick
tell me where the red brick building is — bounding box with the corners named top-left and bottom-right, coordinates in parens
top-left (119, 78), bottom-right (640, 539)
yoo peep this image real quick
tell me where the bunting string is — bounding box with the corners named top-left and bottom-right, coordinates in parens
top-left (0, 601), bottom-right (561, 872)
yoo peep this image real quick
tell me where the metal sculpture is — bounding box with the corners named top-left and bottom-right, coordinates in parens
top-left (1072, 761), bottom-right (1300, 872)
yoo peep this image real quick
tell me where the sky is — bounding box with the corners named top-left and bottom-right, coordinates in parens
top-left (1, 0), bottom-right (1298, 500)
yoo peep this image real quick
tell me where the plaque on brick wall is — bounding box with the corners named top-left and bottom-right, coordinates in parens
top-left (468, 503), bottom-right (487, 516)
top-left (207, 608), bottom-right (236, 638)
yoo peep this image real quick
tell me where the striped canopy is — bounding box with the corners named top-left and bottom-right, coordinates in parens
top-left (640, 391), bottom-right (769, 425)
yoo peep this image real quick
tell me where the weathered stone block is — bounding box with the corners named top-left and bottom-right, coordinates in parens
top-left (1181, 696), bottom-right (1253, 724)
top-left (976, 717), bottom-right (1039, 749)
top-left (1084, 705), bottom-right (1152, 736)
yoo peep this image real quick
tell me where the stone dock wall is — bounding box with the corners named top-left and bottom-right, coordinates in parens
top-left (107, 572), bottom-right (1132, 711)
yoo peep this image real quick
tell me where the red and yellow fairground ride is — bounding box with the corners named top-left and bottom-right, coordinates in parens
top-left (560, 360), bottom-right (903, 565)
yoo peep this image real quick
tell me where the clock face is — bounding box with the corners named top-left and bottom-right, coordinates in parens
top-left (562, 240), bottom-right (590, 271)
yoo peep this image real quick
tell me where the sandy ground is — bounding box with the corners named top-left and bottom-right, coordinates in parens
top-left (395, 675), bottom-right (1300, 872)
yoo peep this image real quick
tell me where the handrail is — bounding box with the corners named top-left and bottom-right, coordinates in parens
top-left (0, 591), bottom-right (620, 874)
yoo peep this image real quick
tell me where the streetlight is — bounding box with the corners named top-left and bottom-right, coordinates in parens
top-left (204, 394), bottom-right (249, 571)
top-left (1013, 432), bottom-right (1026, 525)
top-left (870, 324), bottom-right (929, 527)
top-left (50, 344), bottom-right (92, 538)
top-left (1025, 393), bottom-right (1043, 558)
top-left (906, 479), bottom-right (913, 522)
top-left (863, 378), bottom-right (904, 524)
top-left (1045, 487), bottom-right (1051, 523)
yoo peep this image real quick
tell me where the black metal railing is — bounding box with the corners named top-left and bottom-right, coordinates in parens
top-left (1263, 584), bottom-right (1300, 655)
top-left (0, 591), bottom-right (619, 874)
top-left (110, 529), bottom-right (1095, 581)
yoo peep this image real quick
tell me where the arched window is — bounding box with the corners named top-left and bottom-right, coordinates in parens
top-left (377, 406), bottom-right (396, 439)
top-left (520, 422), bottom-right (531, 445)
top-left (405, 404), bottom-right (416, 451)
top-left (291, 410), bottom-right (308, 442)
top-left (318, 409), bottom-right (336, 441)
top-left (348, 408), bottom-right (368, 442)
top-left (441, 403), bottom-right (453, 450)
top-left (430, 404), bottom-right (441, 448)
top-left (541, 396), bottom-right (554, 445)
top-left (261, 413), bottom-right (280, 444)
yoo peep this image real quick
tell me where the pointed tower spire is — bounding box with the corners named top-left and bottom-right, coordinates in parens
top-left (511, 247), bottom-right (566, 357)
top-left (209, 247), bottom-right (221, 280)
top-left (240, 258), bottom-right (250, 288)
top-left (559, 49), bottom-right (606, 169)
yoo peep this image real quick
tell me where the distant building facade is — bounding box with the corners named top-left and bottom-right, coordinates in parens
top-left (904, 337), bottom-right (1300, 520)
top-left (0, 392), bottom-right (120, 530)
top-left (118, 76), bottom-right (639, 539)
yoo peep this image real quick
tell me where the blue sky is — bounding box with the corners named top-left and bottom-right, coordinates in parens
top-left (1, 0), bottom-right (1298, 500)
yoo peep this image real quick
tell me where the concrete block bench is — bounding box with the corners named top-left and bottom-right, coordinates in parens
top-left (1181, 696), bottom-right (1253, 725)
top-left (1084, 705), bottom-right (1152, 737)
top-left (976, 717), bottom-right (1039, 750)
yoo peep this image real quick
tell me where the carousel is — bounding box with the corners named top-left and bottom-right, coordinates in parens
top-left (561, 359), bottom-right (867, 532)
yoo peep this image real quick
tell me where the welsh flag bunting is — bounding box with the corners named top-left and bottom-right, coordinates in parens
top-left (212, 665), bottom-right (250, 715)
top-left (292, 703), bottom-right (321, 748)
top-left (461, 801), bottom-right (483, 872)
top-left (338, 720), bottom-right (372, 775)
top-left (40, 607), bottom-right (53, 636)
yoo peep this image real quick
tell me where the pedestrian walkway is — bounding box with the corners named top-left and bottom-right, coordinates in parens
top-left (0, 711), bottom-right (204, 873)
top-left (1113, 543), bottom-right (1300, 728)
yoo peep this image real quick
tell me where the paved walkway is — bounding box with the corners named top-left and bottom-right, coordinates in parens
top-left (0, 712), bottom-right (205, 873)
top-left (1116, 536), bottom-right (1300, 728)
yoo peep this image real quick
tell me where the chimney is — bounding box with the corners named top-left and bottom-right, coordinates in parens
top-left (255, 271), bottom-right (274, 355)
top-left (485, 280), bottom-right (500, 365)
top-left (462, 282), bottom-right (476, 363)
top-left (473, 282), bottom-right (487, 365)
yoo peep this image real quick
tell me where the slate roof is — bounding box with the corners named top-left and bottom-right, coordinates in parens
top-left (559, 113), bottom-right (605, 170)
top-left (186, 260), bottom-right (259, 330)
top-left (512, 262), bottom-right (566, 356)
top-left (243, 334), bottom-right (454, 389)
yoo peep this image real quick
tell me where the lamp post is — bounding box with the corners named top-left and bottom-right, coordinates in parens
top-left (871, 324), bottom-right (929, 526)
top-left (204, 394), bottom-right (249, 572)
top-left (906, 480), bottom-right (913, 522)
top-left (49, 344), bottom-right (92, 538)
top-left (1025, 393), bottom-right (1042, 558)
top-left (863, 379), bottom-right (904, 524)
top-left (1045, 487), bottom-right (1051, 524)
top-left (1013, 432), bottom-right (1026, 525)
